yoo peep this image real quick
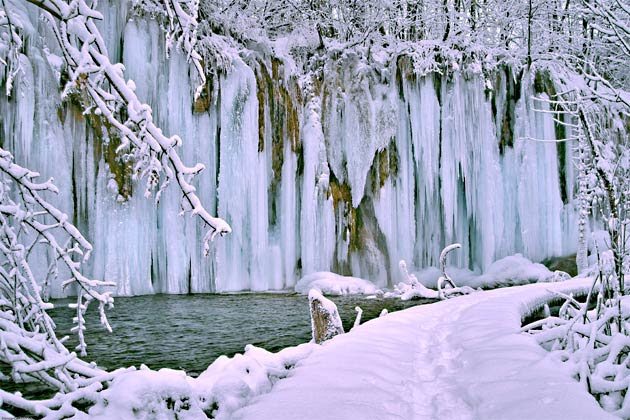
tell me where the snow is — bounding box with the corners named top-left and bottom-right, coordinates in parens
top-left (2, 3), bottom-right (582, 296)
top-left (89, 343), bottom-right (317, 419)
top-left (232, 279), bottom-right (615, 420)
top-left (295, 254), bottom-right (565, 298)
top-left (410, 254), bottom-right (563, 290)
top-left (295, 272), bottom-right (378, 295)
top-left (50, 278), bottom-right (617, 420)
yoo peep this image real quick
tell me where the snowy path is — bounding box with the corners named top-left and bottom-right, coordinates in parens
top-left (233, 279), bottom-right (616, 420)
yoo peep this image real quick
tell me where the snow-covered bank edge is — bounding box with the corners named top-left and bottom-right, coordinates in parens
top-left (86, 343), bottom-right (318, 419)
top-left (233, 278), bottom-right (615, 420)
top-left (294, 253), bottom-right (571, 302)
top-left (5, 278), bottom-right (611, 419)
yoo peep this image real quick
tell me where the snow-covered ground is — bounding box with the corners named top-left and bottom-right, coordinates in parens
top-left (233, 278), bottom-right (614, 420)
top-left (80, 278), bottom-right (616, 419)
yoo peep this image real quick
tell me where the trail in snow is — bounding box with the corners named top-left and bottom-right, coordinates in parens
top-left (410, 310), bottom-right (474, 420)
top-left (233, 279), bottom-right (615, 420)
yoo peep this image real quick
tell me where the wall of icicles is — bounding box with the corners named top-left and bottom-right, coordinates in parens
top-left (0, 2), bottom-right (579, 295)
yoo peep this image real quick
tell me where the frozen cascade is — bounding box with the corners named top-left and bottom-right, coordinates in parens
top-left (0, 4), bottom-right (581, 296)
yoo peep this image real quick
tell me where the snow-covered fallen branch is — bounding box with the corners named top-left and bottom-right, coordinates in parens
top-left (524, 256), bottom-right (630, 416)
top-left (391, 244), bottom-right (476, 301)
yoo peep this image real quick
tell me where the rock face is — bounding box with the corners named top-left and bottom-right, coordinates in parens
top-left (308, 290), bottom-right (344, 344)
top-left (542, 254), bottom-right (578, 277)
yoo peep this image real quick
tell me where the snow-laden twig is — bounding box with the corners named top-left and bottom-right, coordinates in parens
top-left (0, 148), bottom-right (114, 357)
top-left (132, 0), bottom-right (207, 99)
top-left (25, 0), bottom-right (231, 247)
top-left (352, 306), bottom-right (362, 330)
top-left (0, 148), bottom-right (128, 415)
top-left (0, 0), bottom-right (23, 96)
top-left (0, 1), bottom-right (234, 416)
top-left (436, 244), bottom-right (476, 299)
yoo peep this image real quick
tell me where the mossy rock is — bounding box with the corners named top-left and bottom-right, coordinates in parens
top-left (541, 254), bottom-right (578, 277)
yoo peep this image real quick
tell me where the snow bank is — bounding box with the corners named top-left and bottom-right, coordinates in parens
top-left (233, 279), bottom-right (615, 420)
top-left (295, 272), bottom-right (377, 295)
top-left (89, 343), bottom-right (317, 419)
top-left (412, 254), bottom-right (565, 290)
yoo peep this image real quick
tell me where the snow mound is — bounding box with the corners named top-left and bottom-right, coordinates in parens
top-left (89, 343), bottom-right (317, 419)
top-left (295, 272), bottom-right (377, 295)
top-left (413, 254), bottom-right (562, 290)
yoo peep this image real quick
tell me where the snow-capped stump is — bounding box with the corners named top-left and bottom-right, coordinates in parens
top-left (308, 289), bottom-right (344, 344)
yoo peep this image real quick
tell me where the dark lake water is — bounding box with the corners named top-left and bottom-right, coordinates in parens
top-left (47, 293), bottom-right (429, 376)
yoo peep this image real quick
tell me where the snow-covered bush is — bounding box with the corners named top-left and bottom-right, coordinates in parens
top-left (523, 261), bottom-right (630, 416)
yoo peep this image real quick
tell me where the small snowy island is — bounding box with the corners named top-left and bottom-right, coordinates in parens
top-left (0, 0), bottom-right (629, 419)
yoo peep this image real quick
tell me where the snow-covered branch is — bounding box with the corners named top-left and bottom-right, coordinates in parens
top-left (0, 0), bottom-right (23, 96)
top-left (0, 147), bottom-right (125, 416)
top-left (394, 245), bottom-right (476, 301)
top-left (26, 0), bottom-right (231, 246)
top-left (0, 148), bottom-right (114, 356)
top-left (0, 0), bottom-right (234, 415)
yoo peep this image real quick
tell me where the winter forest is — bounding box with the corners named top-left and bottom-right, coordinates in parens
top-left (0, 0), bottom-right (629, 418)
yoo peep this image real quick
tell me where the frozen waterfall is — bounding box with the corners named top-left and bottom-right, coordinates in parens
top-left (0, 3), bottom-right (578, 296)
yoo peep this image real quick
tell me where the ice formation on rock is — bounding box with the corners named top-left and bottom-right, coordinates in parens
top-left (0, 2), bottom-right (580, 295)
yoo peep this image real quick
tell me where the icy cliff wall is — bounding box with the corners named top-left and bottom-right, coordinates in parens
top-left (0, 3), bottom-right (578, 295)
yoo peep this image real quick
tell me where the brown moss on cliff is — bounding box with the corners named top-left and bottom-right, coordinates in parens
top-left (368, 138), bottom-right (400, 193)
top-left (60, 96), bottom-right (133, 200)
top-left (256, 58), bottom-right (301, 226)
top-left (192, 77), bottom-right (214, 113)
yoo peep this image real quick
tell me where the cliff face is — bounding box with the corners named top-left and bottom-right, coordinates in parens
top-left (0, 3), bottom-right (578, 296)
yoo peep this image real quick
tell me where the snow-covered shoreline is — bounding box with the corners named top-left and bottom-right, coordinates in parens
top-left (79, 278), bottom-right (617, 419)
top-left (233, 278), bottom-right (614, 419)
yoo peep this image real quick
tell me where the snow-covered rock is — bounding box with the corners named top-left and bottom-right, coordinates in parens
top-left (295, 272), bottom-right (378, 295)
top-left (308, 289), bottom-right (345, 344)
